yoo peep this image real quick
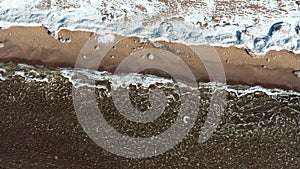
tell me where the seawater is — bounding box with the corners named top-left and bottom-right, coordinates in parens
top-left (0, 62), bottom-right (299, 168)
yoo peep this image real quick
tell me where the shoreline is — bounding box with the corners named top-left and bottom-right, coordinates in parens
top-left (0, 62), bottom-right (299, 168)
top-left (1, 26), bottom-right (300, 91)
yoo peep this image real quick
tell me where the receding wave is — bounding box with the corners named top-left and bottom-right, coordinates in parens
top-left (0, 62), bottom-right (299, 167)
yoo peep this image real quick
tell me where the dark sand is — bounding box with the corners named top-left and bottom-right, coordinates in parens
top-left (0, 63), bottom-right (299, 168)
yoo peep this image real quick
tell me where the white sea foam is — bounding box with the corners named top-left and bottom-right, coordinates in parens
top-left (1, 63), bottom-right (299, 96)
top-left (59, 67), bottom-right (300, 96)
top-left (60, 68), bottom-right (175, 90)
top-left (0, 74), bottom-right (5, 81)
top-left (0, 0), bottom-right (300, 54)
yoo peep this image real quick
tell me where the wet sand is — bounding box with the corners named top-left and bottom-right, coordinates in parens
top-left (0, 26), bottom-right (300, 91)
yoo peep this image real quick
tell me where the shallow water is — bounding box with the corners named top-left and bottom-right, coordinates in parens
top-left (0, 62), bottom-right (299, 168)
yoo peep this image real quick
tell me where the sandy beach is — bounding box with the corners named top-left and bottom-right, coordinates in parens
top-left (0, 26), bottom-right (300, 91)
top-left (1, 1), bottom-right (300, 168)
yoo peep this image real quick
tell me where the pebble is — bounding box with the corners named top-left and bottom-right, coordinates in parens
top-left (94, 45), bottom-right (100, 50)
top-left (0, 43), bottom-right (4, 48)
top-left (254, 91), bottom-right (264, 96)
top-left (59, 37), bottom-right (71, 43)
top-left (293, 70), bottom-right (300, 77)
top-left (136, 46), bottom-right (143, 50)
top-left (147, 53), bottom-right (155, 60)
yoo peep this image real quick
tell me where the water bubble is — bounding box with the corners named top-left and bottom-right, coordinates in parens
top-left (183, 115), bottom-right (190, 124)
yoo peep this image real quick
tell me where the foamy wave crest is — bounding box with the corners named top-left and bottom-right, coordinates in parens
top-left (0, 0), bottom-right (300, 54)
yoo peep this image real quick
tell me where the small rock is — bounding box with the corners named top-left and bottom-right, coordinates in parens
top-left (261, 65), bottom-right (267, 69)
top-left (175, 50), bottom-right (183, 55)
top-left (293, 70), bottom-right (300, 77)
top-left (59, 37), bottom-right (71, 43)
top-left (147, 53), bottom-right (155, 60)
top-left (254, 91), bottom-right (264, 96)
top-left (110, 55), bottom-right (115, 59)
top-left (153, 42), bottom-right (163, 48)
top-left (0, 43), bottom-right (4, 48)
top-left (136, 46), bottom-right (144, 50)
top-left (94, 45), bottom-right (100, 50)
